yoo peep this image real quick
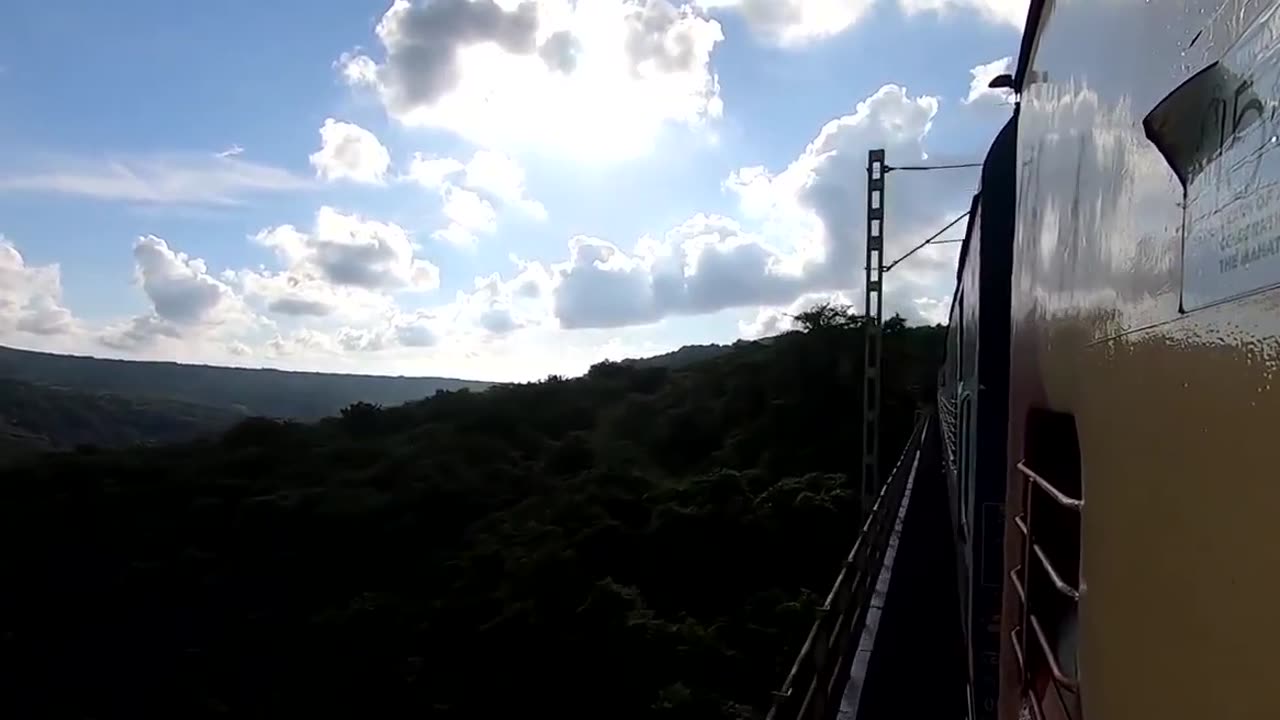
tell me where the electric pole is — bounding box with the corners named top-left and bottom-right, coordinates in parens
top-left (862, 149), bottom-right (885, 508)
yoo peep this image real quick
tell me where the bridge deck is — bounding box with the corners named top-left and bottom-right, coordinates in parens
top-left (845, 422), bottom-right (969, 719)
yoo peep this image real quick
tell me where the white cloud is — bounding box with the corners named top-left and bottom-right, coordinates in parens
top-left (405, 153), bottom-right (465, 189)
top-left (550, 214), bottom-right (803, 329)
top-left (696, 0), bottom-right (874, 45)
top-left (100, 236), bottom-right (264, 351)
top-left (455, 84), bottom-right (973, 331)
top-left (253, 206), bottom-right (441, 293)
top-left (338, 0), bottom-right (724, 160)
top-left (217, 144), bottom-right (245, 158)
top-left (699, 0), bottom-right (1026, 43)
top-left (309, 118), bottom-right (392, 184)
top-left (267, 329), bottom-right (343, 357)
top-left (231, 209), bottom-right (444, 356)
top-left (899, 0), bottom-right (1028, 28)
top-left (434, 186), bottom-right (498, 247)
top-left (463, 150), bottom-right (547, 219)
top-left (393, 311), bottom-right (442, 347)
top-left (133, 236), bottom-right (243, 325)
top-left (406, 150), bottom-right (543, 245)
top-left (453, 265), bottom-right (553, 334)
top-left (0, 237), bottom-right (76, 337)
top-left (99, 314), bottom-right (184, 351)
top-left (0, 152), bottom-right (310, 205)
top-left (963, 55), bottom-right (1014, 105)
top-left (336, 326), bottom-right (395, 352)
top-left (233, 266), bottom-right (397, 322)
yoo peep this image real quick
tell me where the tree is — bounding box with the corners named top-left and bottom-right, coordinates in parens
top-left (0, 321), bottom-right (947, 720)
top-left (791, 302), bottom-right (861, 332)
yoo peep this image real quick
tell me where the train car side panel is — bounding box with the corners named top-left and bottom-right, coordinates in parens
top-left (1009, 1), bottom-right (1280, 718)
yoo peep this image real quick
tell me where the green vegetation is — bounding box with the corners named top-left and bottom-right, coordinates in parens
top-left (0, 344), bottom-right (494, 420)
top-left (0, 308), bottom-right (943, 719)
top-left (0, 377), bottom-right (246, 457)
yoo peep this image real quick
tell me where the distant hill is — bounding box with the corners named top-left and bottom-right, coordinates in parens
top-left (0, 345), bottom-right (495, 420)
top-left (0, 377), bottom-right (246, 456)
top-left (624, 339), bottom-right (769, 370)
top-left (0, 318), bottom-right (946, 719)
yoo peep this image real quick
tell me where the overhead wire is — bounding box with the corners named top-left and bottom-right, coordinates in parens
top-left (885, 162), bottom-right (983, 171)
top-left (882, 211), bottom-right (970, 272)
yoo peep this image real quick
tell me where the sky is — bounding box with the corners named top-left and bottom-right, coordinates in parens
top-left (0, 0), bottom-right (1022, 382)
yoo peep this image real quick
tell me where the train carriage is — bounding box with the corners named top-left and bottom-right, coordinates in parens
top-left (940, 114), bottom-right (1017, 720)
top-left (943, 1), bottom-right (1280, 718)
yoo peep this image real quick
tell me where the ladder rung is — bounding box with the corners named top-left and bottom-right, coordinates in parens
top-left (1015, 517), bottom-right (1078, 601)
top-left (1032, 543), bottom-right (1079, 600)
top-left (1010, 566), bottom-right (1026, 604)
top-left (1010, 626), bottom-right (1026, 673)
top-left (1017, 461), bottom-right (1082, 510)
top-left (1029, 614), bottom-right (1079, 691)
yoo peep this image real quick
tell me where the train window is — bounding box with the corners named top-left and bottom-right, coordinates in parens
top-left (1142, 60), bottom-right (1265, 189)
top-left (1013, 409), bottom-right (1083, 717)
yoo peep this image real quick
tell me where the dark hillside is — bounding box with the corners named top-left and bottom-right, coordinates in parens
top-left (0, 378), bottom-right (245, 455)
top-left (0, 345), bottom-right (494, 419)
top-left (0, 315), bottom-right (944, 720)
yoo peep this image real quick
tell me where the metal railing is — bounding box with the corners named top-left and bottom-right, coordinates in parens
top-left (766, 413), bottom-right (929, 720)
top-left (1009, 460), bottom-right (1082, 716)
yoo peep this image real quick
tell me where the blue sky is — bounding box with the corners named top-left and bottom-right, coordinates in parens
top-left (0, 0), bottom-right (1021, 381)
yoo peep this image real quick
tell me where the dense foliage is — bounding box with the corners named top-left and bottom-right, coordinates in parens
top-left (0, 344), bottom-right (493, 419)
top-left (0, 314), bottom-right (943, 719)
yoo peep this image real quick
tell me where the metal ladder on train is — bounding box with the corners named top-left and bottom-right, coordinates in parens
top-left (1009, 461), bottom-right (1082, 719)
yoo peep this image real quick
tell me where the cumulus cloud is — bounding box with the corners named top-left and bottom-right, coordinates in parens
top-left (899, 0), bottom-right (1028, 28)
top-left (696, 0), bottom-right (875, 45)
top-left (99, 314), bottom-right (184, 351)
top-left (264, 307), bottom-right (453, 356)
top-left (963, 55), bottom-right (1014, 105)
top-left (0, 152), bottom-right (310, 205)
top-left (338, 0), bottom-right (724, 159)
top-left (0, 237), bottom-right (76, 337)
top-left (462, 150), bottom-right (546, 219)
top-left (435, 186), bottom-right (498, 247)
top-left (406, 153), bottom-right (466, 189)
top-left (460, 84), bottom-right (974, 331)
top-left (133, 236), bottom-right (242, 325)
top-left (309, 118), bottom-right (392, 184)
top-left (406, 149), bottom-right (544, 245)
top-left (267, 329), bottom-right (343, 357)
top-left (393, 311), bottom-right (441, 347)
top-left (454, 264), bottom-right (553, 334)
top-left (550, 214), bottom-right (803, 328)
top-left (253, 206), bottom-right (441, 293)
top-left (698, 0), bottom-right (1026, 43)
top-left (100, 237), bottom-right (263, 350)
